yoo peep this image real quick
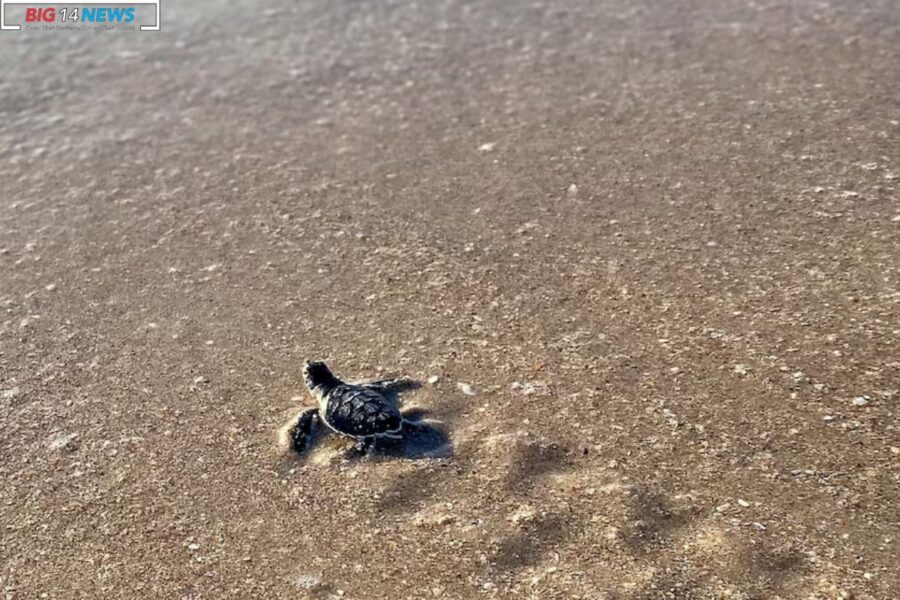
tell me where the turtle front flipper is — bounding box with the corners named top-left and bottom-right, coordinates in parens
top-left (358, 377), bottom-right (418, 393)
top-left (288, 408), bottom-right (320, 454)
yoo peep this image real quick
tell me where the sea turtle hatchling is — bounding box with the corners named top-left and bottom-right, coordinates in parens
top-left (288, 360), bottom-right (411, 456)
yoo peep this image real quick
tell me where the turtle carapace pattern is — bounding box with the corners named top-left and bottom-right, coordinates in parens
top-left (289, 360), bottom-right (406, 456)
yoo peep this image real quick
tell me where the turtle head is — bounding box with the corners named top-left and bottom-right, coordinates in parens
top-left (302, 360), bottom-right (339, 393)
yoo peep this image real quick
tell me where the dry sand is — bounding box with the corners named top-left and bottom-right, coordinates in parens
top-left (1, 0), bottom-right (899, 598)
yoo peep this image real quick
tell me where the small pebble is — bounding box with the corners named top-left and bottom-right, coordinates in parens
top-left (733, 364), bottom-right (751, 376)
top-left (457, 382), bottom-right (476, 396)
top-left (737, 499), bottom-right (750, 508)
top-left (852, 395), bottom-right (870, 407)
top-left (508, 505), bottom-right (536, 524)
top-left (293, 575), bottom-right (323, 590)
top-left (427, 375), bottom-right (439, 385)
top-left (414, 510), bottom-right (455, 527)
top-left (47, 433), bottom-right (79, 452)
top-left (511, 380), bottom-right (550, 396)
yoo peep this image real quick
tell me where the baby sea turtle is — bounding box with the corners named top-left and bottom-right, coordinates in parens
top-left (289, 360), bottom-right (411, 456)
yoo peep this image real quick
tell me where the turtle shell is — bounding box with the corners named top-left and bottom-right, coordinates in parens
top-left (322, 384), bottom-right (402, 438)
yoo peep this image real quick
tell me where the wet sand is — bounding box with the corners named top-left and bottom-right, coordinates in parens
top-left (1, 0), bottom-right (898, 598)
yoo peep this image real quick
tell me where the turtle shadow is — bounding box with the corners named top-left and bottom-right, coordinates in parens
top-left (374, 415), bottom-right (452, 460)
top-left (400, 407), bottom-right (431, 422)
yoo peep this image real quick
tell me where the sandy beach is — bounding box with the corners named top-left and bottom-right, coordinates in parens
top-left (1, 0), bottom-right (898, 598)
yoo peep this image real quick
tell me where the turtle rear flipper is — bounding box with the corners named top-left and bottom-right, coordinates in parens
top-left (289, 408), bottom-right (320, 454)
top-left (344, 436), bottom-right (375, 459)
